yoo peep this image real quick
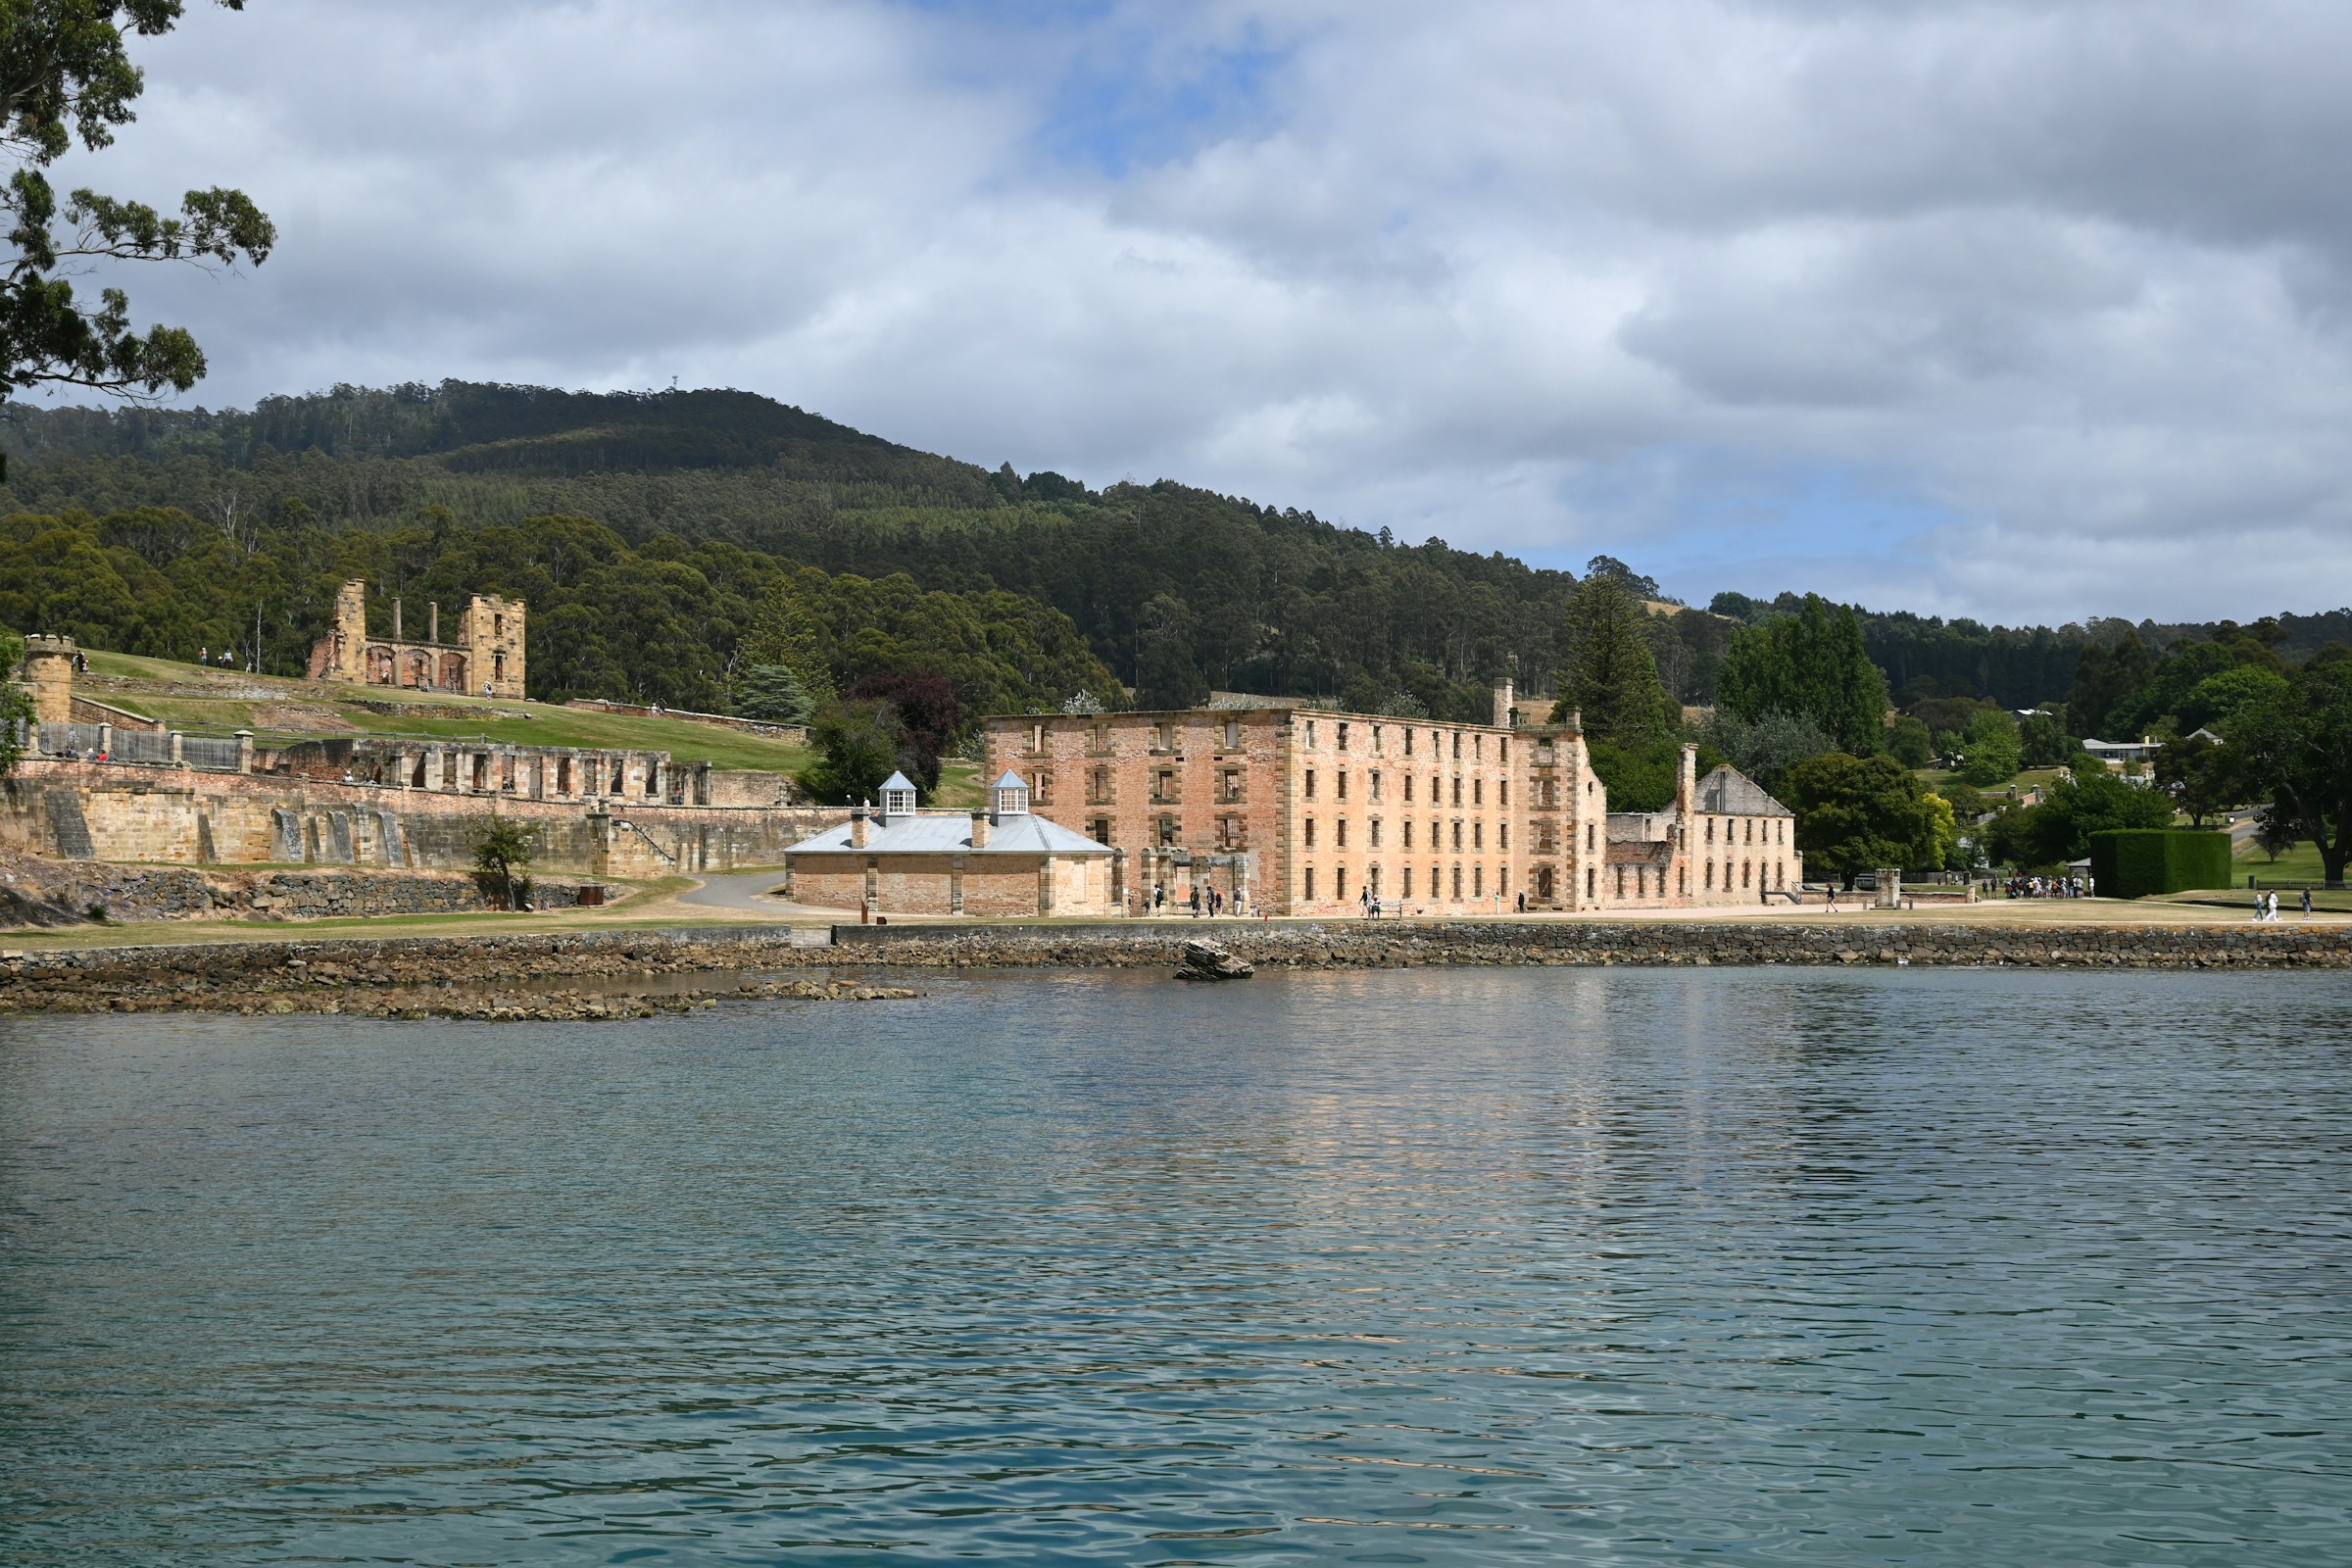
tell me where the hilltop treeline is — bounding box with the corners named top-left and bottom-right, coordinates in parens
top-left (0, 505), bottom-right (1117, 717)
top-left (0, 382), bottom-right (1600, 721)
top-left (6, 381), bottom-right (2346, 724)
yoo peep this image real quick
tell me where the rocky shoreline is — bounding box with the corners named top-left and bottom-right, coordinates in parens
top-left (2, 918), bottom-right (2348, 1019)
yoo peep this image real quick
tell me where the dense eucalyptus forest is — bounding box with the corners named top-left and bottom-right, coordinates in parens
top-left (4, 381), bottom-right (2346, 726)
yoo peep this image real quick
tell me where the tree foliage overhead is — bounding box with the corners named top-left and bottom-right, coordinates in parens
top-left (1, 1), bottom-right (273, 403)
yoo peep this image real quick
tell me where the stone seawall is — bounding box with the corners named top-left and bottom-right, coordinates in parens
top-left (828, 918), bottom-right (2352, 970)
top-left (2, 919), bottom-right (2347, 1019)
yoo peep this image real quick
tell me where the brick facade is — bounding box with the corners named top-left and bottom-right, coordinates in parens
top-left (984, 696), bottom-right (1801, 915)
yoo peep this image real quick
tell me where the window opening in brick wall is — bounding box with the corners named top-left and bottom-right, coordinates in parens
top-left (1338, 770), bottom-right (1348, 802)
top-left (1473, 778), bottom-right (1482, 806)
top-left (1305, 817), bottom-right (1316, 848)
top-left (1093, 818), bottom-right (1110, 845)
top-left (1305, 866), bottom-right (1316, 900)
top-left (1337, 820), bottom-right (1348, 849)
top-left (1304, 768), bottom-right (1317, 800)
top-left (1403, 865), bottom-right (1413, 897)
top-left (1499, 823), bottom-right (1508, 850)
top-left (1338, 721), bottom-right (1349, 751)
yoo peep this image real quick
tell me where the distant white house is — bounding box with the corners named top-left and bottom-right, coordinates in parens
top-left (2081, 736), bottom-right (2162, 766)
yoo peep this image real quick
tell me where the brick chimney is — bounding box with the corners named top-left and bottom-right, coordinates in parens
top-left (1493, 679), bottom-right (1516, 729)
top-left (969, 808), bottom-right (990, 849)
top-left (849, 805), bottom-right (869, 848)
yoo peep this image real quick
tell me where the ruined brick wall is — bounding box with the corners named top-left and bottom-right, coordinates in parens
top-left (461, 594), bottom-right (526, 698)
top-left (1287, 710), bottom-right (1529, 917)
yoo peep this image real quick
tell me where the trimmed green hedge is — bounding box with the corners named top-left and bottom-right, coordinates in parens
top-left (2089, 829), bottom-right (2232, 899)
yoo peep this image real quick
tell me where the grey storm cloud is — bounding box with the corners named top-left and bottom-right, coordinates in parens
top-left (39, 0), bottom-right (2352, 623)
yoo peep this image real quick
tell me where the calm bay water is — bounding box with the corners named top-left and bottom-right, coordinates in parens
top-left (2, 967), bottom-right (2349, 1565)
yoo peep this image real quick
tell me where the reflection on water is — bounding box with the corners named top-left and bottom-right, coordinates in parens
top-left (3, 968), bottom-right (2349, 1565)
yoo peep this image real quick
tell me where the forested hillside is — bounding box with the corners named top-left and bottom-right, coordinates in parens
top-left (4, 381), bottom-right (2343, 725)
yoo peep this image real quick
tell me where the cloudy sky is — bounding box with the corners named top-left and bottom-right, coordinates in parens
top-left (51, 0), bottom-right (2352, 624)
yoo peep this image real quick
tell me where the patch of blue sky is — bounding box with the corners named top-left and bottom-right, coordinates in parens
top-left (1544, 445), bottom-right (1961, 609)
top-left (896, 0), bottom-right (1294, 176)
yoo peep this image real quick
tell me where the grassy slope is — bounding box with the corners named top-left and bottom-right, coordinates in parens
top-left (80, 651), bottom-right (813, 773)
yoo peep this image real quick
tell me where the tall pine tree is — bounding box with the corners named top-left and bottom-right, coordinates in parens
top-left (1550, 575), bottom-right (1680, 744)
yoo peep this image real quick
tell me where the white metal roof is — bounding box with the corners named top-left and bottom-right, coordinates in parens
top-left (786, 809), bottom-right (1111, 857)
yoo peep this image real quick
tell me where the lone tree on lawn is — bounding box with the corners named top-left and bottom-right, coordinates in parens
top-left (472, 816), bottom-right (539, 909)
top-left (2229, 660), bottom-right (2352, 887)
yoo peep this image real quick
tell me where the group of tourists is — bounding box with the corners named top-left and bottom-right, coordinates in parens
top-left (2004, 875), bottom-right (2091, 899)
top-left (193, 646), bottom-right (237, 668)
top-left (1148, 883), bottom-right (1240, 918)
top-left (2252, 889), bottom-right (2314, 921)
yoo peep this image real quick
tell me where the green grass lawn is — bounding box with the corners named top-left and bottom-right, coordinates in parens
top-left (933, 760), bottom-right (984, 809)
top-left (1914, 764), bottom-right (2076, 798)
top-left (77, 650), bottom-right (811, 772)
top-left (2234, 838), bottom-right (2332, 884)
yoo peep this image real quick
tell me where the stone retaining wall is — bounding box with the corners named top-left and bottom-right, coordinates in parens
top-left (829, 917), bottom-right (2352, 969)
top-left (3, 864), bottom-right (602, 924)
top-left (0, 760), bottom-right (838, 876)
top-left (4, 920), bottom-right (2348, 1018)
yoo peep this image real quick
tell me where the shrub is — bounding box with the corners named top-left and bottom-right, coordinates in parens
top-left (2088, 829), bottom-right (2231, 899)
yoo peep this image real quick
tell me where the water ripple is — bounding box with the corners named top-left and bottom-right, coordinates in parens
top-left (2, 967), bottom-right (2349, 1564)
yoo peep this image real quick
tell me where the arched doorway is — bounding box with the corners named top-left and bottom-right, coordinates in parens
top-left (1535, 865), bottom-right (1555, 903)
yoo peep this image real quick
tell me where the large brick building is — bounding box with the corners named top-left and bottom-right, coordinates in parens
top-left (307, 579), bottom-right (527, 698)
top-left (982, 684), bottom-right (1800, 916)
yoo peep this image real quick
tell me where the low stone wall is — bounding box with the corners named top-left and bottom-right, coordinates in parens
top-left (829, 918), bottom-right (2352, 969)
top-left (0, 862), bottom-right (603, 925)
top-left (3, 918), bottom-right (2347, 1018)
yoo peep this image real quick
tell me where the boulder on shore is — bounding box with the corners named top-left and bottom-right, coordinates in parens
top-left (1176, 937), bottom-right (1254, 981)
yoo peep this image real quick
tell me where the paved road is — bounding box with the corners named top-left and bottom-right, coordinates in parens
top-left (674, 870), bottom-right (798, 914)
